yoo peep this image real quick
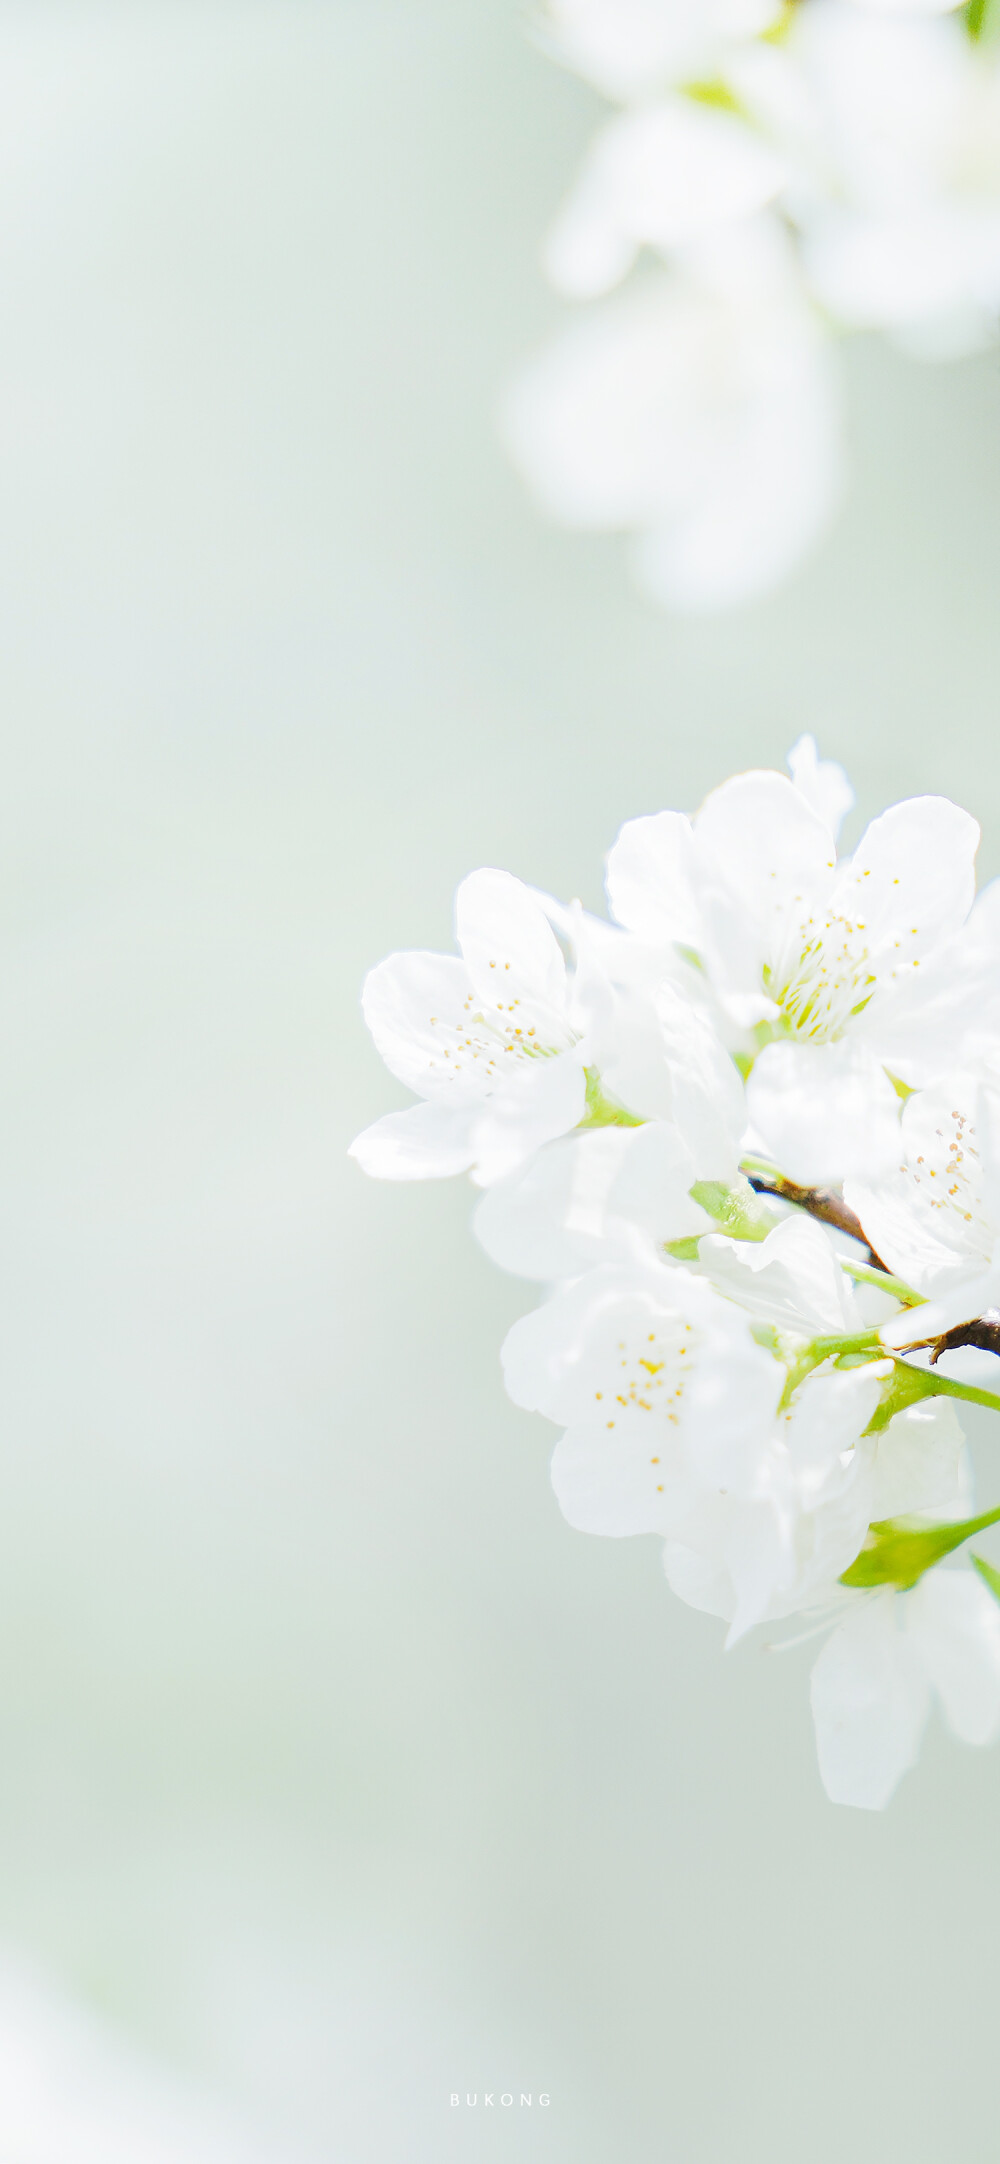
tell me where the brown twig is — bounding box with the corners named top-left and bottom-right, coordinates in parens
top-left (746, 1172), bottom-right (1000, 1366)
top-left (745, 1171), bottom-right (890, 1272)
top-left (900, 1310), bottom-right (1000, 1365)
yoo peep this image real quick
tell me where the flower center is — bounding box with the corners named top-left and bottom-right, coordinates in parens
top-left (769, 908), bottom-right (877, 1042)
top-left (426, 986), bottom-right (574, 1083)
top-left (904, 1107), bottom-right (990, 1252)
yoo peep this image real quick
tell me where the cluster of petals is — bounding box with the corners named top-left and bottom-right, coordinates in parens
top-left (504, 0), bottom-right (1000, 607)
top-left (352, 744), bottom-right (1000, 1807)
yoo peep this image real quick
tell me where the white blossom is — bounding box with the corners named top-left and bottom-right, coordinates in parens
top-left (503, 220), bottom-right (841, 611)
top-left (753, 7), bottom-right (1000, 355)
top-left (666, 1395), bottom-right (969, 1647)
top-left (501, 1239), bottom-right (894, 1638)
top-left (811, 1565), bottom-right (1000, 1810)
top-left (607, 748), bottom-right (998, 1182)
top-left (848, 1065), bottom-right (1000, 1343)
top-left (350, 869), bottom-right (595, 1186)
top-left (543, 100), bottom-right (787, 300)
top-left (511, 0), bottom-right (1000, 604)
top-left (353, 743), bottom-right (1000, 1807)
top-left (537, 0), bottom-right (784, 104)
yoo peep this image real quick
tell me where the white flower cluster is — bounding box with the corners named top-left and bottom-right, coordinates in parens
top-left (351, 742), bottom-right (1000, 1808)
top-left (504, 0), bottom-right (1000, 608)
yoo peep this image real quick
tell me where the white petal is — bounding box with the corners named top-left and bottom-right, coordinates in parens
top-left (879, 1275), bottom-right (1000, 1348)
top-left (552, 1405), bottom-right (689, 1537)
top-left (361, 950), bottom-right (480, 1097)
top-left (696, 769), bottom-right (837, 918)
top-left (846, 1072), bottom-right (993, 1297)
top-left (786, 734), bottom-right (854, 842)
top-left (906, 1569), bottom-right (1000, 1746)
top-left (504, 248), bottom-right (842, 612)
top-left (475, 1127), bottom-right (640, 1281)
top-left (810, 1593), bottom-right (930, 1809)
top-left (504, 282), bottom-right (697, 530)
top-left (542, 0), bottom-right (783, 101)
top-left (348, 1098), bottom-right (478, 1181)
top-left (544, 101), bottom-right (786, 301)
top-left (654, 981), bottom-right (748, 1176)
top-left (835, 796), bottom-right (979, 976)
top-left (632, 339), bottom-right (841, 611)
top-left (679, 1325), bottom-right (786, 1496)
top-left (843, 0), bottom-right (963, 13)
top-left (869, 1397), bottom-right (971, 1522)
top-left (698, 1214), bottom-right (856, 1338)
top-left (854, 883), bottom-right (1000, 1083)
top-left (474, 1121), bottom-right (703, 1281)
top-left (746, 1039), bottom-right (901, 1187)
top-left (783, 1364), bottom-right (887, 1495)
top-left (469, 1054), bottom-right (587, 1187)
top-left (605, 810), bottom-right (701, 947)
top-left (455, 868), bottom-right (570, 1019)
top-left (662, 1538), bottom-right (734, 1620)
top-left (694, 771), bottom-right (837, 1012)
top-left (500, 1262), bottom-right (674, 1422)
top-left (500, 1257), bottom-right (762, 1441)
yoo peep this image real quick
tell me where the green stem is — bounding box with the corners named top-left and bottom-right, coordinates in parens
top-left (809, 1330), bottom-right (884, 1362)
top-left (895, 1361), bottom-right (1000, 1420)
top-left (777, 1330), bottom-right (885, 1410)
top-left (840, 1256), bottom-right (923, 1308)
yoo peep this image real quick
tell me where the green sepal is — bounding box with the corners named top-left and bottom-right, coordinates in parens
top-left (777, 1333), bottom-right (885, 1411)
top-left (862, 1358), bottom-right (938, 1436)
top-left (689, 1175), bottom-right (775, 1244)
top-left (972, 1553), bottom-right (1000, 1606)
top-left (967, 0), bottom-right (1000, 41)
top-left (841, 1504), bottom-right (1000, 1591)
top-left (578, 1067), bottom-right (645, 1131)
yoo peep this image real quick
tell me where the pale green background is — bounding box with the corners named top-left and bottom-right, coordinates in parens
top-left (1, 3), bottom-right (1000, 2159)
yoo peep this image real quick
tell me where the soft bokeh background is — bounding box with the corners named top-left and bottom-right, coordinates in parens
top-left (2, 3), bottom-right (1000, 2158)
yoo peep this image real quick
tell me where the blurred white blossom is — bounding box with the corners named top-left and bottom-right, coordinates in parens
top-left (538, 0), bottom-right (785, 102)
top-left (811, 1564), bottom-right (1000, 1809)
top-left (504, 221), bottom-right (841, 610)
top-left (511, 0), bottom-right (1000, 604)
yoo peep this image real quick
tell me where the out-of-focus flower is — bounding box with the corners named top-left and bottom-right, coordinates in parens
top-left (543, 99), bottom-right (787, 298)
top-left (811, 1564), bottom-right (1000, 1809)
top-left (0, 1953), bottom-right (286, 2164)
top-left (538, 0), bottom-right (784, 103)
top-left (512, 0), bottom-right (1000, 604)
top-left (504, 220), bottom-right (841, 610)
top-left (744, 7), bottom-right (1000, 355)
